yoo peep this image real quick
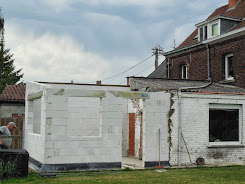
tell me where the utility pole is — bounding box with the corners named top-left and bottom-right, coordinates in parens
top-left (152, 45), bottom-right (163, 70)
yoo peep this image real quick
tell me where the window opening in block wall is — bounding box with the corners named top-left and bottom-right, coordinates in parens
top-left (68, 97), bottom-right (101, 137)
top-left (32, 98), bottom-right (41, 134)
top-left (209, 104), bottom-right (241, 144)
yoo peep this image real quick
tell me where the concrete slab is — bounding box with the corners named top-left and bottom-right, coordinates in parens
top-left (122, 157), bottom-right (144, 169)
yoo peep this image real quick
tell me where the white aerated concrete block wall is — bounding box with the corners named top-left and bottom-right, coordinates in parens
top-left (25, 82), bottom-right (130, 166)
top-left (43, 89), bottom-right (128, 164)
top-left (143, 92), bottom-right (170, 164)
top-left (170, 93), bottom-right (245, 166)
top-left (24, 82), bottom-right (50, 163)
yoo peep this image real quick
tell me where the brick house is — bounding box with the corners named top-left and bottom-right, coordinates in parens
top-left (128, 0), bottom-right (245, 167)
top-left (152, 0), bottom-right (245, 89)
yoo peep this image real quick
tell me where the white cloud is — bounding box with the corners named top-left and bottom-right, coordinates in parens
top-left (4, 23), bottom-right (110, 83)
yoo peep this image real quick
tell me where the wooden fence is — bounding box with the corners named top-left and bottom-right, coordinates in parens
top-left (0, 118), bottom-right (23, 149)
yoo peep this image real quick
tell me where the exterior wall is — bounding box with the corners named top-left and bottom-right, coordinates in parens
top-left (43, 89), bottom-right (127, 165)
top-left (210, 35), bottom-right (245, 87)
top-left (167, 35), bottom-right (245, 88)
top-left (170, 92), bottom-right (245, 166)
top-left (24, 82), bottom-right (48, 163)
top-left (143, 92), bottom-right (170, 167)
top-left (168, 47), bottom-right (208, 80)
top-left (0, 103), bottom-right (25, 118)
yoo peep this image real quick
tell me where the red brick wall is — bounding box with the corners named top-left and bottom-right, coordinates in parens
top-left (169, 48), bottom-right (208, 80)
top-left (168, 35), bottom-right (245, 88)
top-left (129, 113), bottom-right (135, 157)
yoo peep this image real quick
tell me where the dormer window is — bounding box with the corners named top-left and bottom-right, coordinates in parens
top-left (196, 16), bottom-right (241, 42)
top-left (209, 20), bottom-right (220, 38)
top-left (199, 26), bottom-right (207, 41)
top-left (211, 23), bottom-right (218, 36)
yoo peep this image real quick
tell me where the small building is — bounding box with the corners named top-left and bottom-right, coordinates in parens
top-left (25, 81), bottom-right (170, 172)
top-left (0, 84), bottom-right (26, 118)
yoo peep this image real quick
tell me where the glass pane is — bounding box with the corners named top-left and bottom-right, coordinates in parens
top-left (209, 109), bottom-right (239, 142)
top-left (212, 23), bottom-right (218, 36)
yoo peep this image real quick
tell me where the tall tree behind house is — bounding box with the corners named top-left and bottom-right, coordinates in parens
top-left (0, 10), bottom-right (23, 93)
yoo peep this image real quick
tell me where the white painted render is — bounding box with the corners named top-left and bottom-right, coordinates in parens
top-left (170, 92), bottom-right (245, 166)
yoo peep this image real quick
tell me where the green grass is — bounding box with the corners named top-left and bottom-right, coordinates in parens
top-left (2, 166), bottom-right (245, 184)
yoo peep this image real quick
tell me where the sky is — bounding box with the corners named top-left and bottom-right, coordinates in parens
top-left (0, 0), bottom-right (228, 85)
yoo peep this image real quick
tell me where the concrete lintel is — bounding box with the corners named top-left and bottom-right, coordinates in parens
top-left (47, 88), bottom-right (106, 98)
top-left (65, 89), bottom-right (106, 98)
top-left (110, 91), bottom-right (150, 99)
top-left (28, 91), bottom-right (43, 101)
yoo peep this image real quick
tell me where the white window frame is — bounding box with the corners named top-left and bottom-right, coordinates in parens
top-left (181, 65), bottom-right (187, 79)
top-left (209, 104), bottom-right (242, 146)
top-left (225, 53), bottom-right (234, 80)
top-left (208, 19), bottom-right (220, 39)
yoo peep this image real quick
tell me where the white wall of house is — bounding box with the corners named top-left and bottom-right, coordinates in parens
top-left (170, 93), bottom-right (245, 166)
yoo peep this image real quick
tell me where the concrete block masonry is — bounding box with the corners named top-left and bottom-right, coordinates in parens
top-left (25, 82), bottom-right (132, 171)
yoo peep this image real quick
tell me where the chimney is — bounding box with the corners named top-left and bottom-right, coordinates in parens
top-left (229, 0), bottom-right (239, 8)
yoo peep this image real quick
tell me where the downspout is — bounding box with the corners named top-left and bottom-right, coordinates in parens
top-left (178, 89), bottom-right (182, 167)
top-left (206, 44), bottom-right (211, 80)
top-left (167, 58), bottom-right (170, 78)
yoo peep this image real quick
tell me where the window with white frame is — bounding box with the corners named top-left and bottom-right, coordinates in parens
top-left (209, 20), bottom-right (220, 38)
top-left (225, 53), bottom-right (234, 80)
top-left (211, 23), bottom-right (218, 36)
top-left (209, 104), bottom-right (241, 144)
top-left (198, 19), bottom-right (220, 41)
top-left (180, 65), bottom-right (187, 79)
top-left (199, 25), bottom-right (207, 41)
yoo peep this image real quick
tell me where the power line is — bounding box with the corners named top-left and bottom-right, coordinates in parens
top-left (118, 64), bottom-right (155, 85)
top-left (135, 64), bottom-right (155, 76)
top-left (103, 54), bottom-right (154, 84)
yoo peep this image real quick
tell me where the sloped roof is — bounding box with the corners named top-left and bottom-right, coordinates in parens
top-left (0, 84), bottom-right (26, 101)
top-left (176, 0), bottom-right (245, 50)
top-left (130, 77), bottom-right (245, 94)
top-left (148, 60), bottom-right (167, 79)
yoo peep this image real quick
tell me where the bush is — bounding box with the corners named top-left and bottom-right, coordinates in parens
top-left (0, 160), bottom-right (16, 179)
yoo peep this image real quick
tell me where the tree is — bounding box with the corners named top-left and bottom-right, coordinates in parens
top-left (0, 10), bottom-right (23, 93)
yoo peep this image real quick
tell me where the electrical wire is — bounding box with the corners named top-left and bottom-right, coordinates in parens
top-left (103, 54), bottom-right (154, 84)
top-left (118, 64), bottom-right (155, 85)
top-left (135, 64), bottom-right (155, 76)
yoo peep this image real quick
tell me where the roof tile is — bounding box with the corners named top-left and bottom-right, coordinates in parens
top-left (0, 84), bottom-right (26, 101)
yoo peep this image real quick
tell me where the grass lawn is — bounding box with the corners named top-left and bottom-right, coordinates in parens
top-left (2, 166), bottom-right (245, 184)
